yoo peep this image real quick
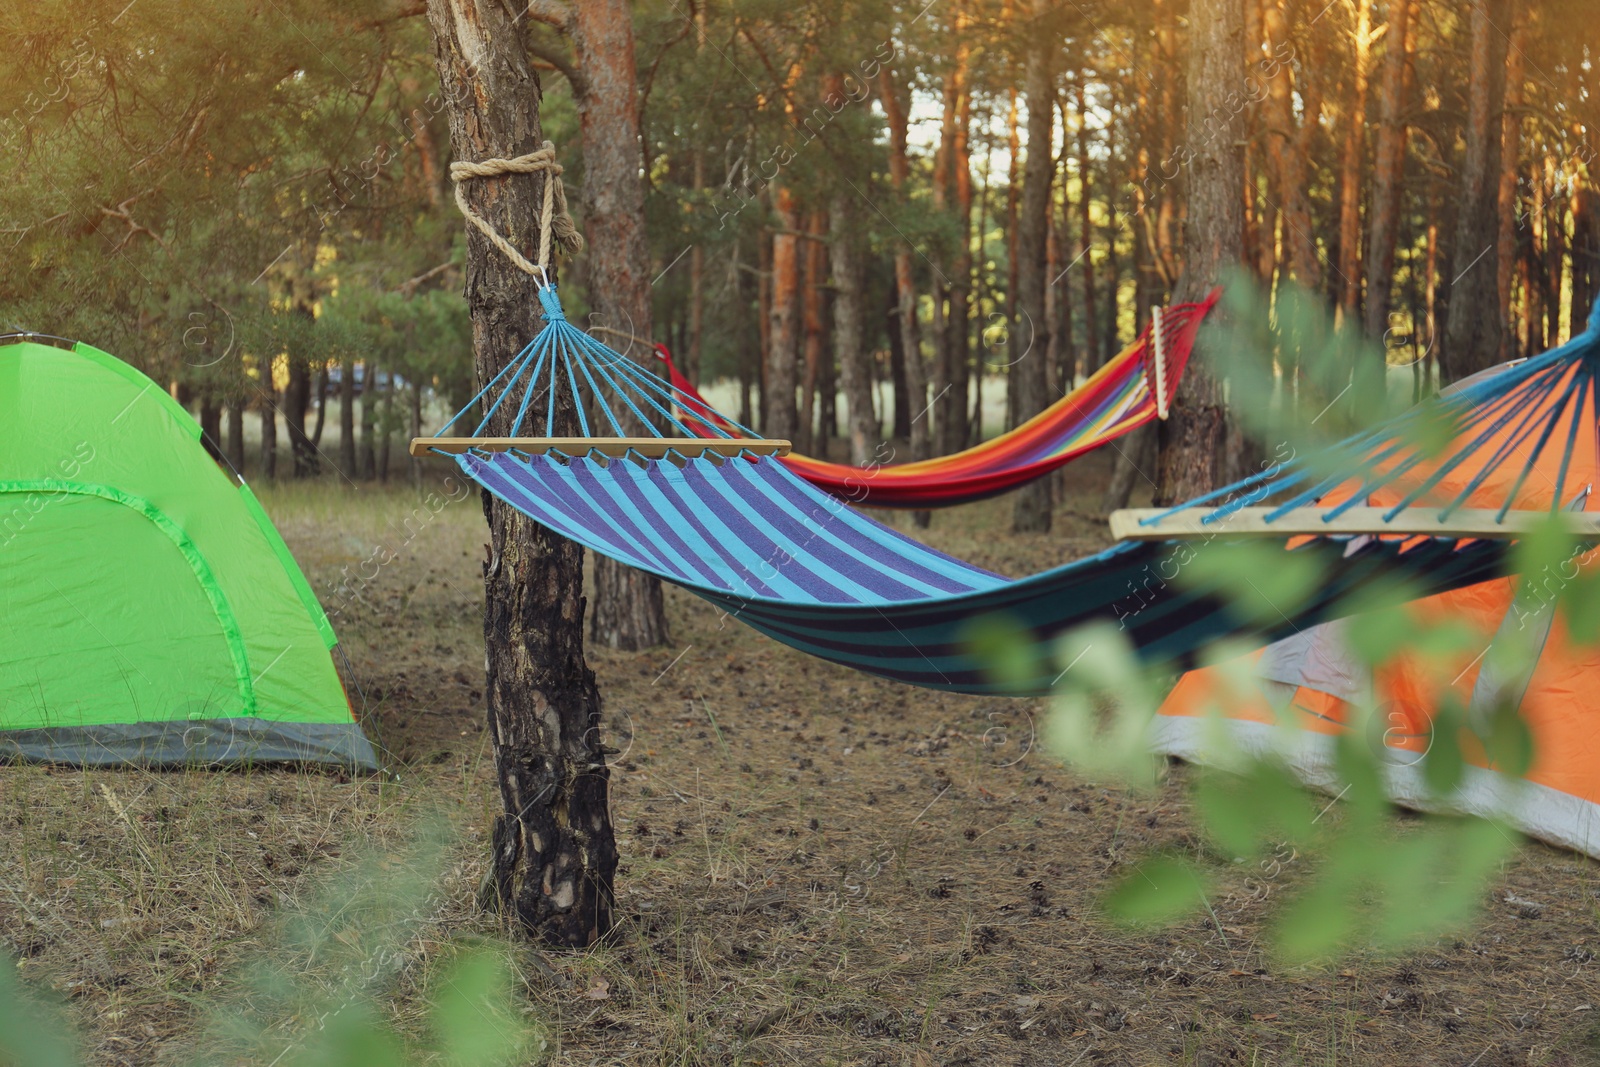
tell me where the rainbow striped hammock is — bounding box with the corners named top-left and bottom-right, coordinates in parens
top-left (653, 290), bottom-right (1220, 508)
top-left (411, 284), bottom-right (1565, 697)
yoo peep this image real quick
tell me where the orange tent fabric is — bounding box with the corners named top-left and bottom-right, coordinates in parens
top-left (1153, 358), bottom-right (1600, 856)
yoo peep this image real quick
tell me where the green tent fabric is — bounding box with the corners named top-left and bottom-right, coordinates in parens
top-left (0, 336), bottom-right (378, 769)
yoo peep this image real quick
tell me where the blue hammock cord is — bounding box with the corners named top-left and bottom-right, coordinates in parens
top-left (430, 287), bottom-right (768, 459)
top-left (1136, 298), bottom-right (1600, 533)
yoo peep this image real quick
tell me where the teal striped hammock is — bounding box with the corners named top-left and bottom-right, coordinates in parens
top-left (426, 286), bottom-right (1598, 696)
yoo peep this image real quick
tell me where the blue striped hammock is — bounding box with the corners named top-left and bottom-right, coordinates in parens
top-left (429, 287), bottom-right (1599, 696)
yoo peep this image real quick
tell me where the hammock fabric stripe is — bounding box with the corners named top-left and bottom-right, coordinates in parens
top-left (658, 289), bottom-right (1221, 508)
top-left (461, 449), bottom-right (1510, 696)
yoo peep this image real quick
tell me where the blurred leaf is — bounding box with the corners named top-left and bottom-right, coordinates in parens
top-left (0, 955), bottom-right (79, 1067)
top-left (963, 613), bottom-right (1044, 690)
top-left (1480, 702), bottom-right (1535, 778)
top-left (1422, 699), bottom-right (1467, 797)
top-left (1178, 542), bottom-right (1326, 628)
top-left (1272, 859), bottom-right (1361, 964)
top-left (1559, 569), bottom-right (1600, 644)
top-left (1333, 727), bottom-right (1387, 829)
top-left (431, 948), bottom-right (537, 1067)
top-left (1196, 761), bottom-right (1315, 859)
top-left (1102, 855), bottom-right (1210, 926)
top-left (288, 1001), bottom-right (407, 1067)
top-left (1512, 514), bottom-right (1580, 588)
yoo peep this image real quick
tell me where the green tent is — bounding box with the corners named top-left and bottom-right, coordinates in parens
top-left (0, 335), bottom-right (378, 770)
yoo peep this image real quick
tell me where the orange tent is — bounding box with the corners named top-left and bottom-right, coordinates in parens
top-left (1152, 357), bottom-right (1600, 856)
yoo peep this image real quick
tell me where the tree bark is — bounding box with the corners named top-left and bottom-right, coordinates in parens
top-left (338, 353), bottom-right (357, 478)
top-left (284, 355), bottom-right (318, 477)
top-left (880, 61), bottom-right (931, 527)
top-left (1362, 0), bottom-right (1418, 341)
top-left (830, 195), bottom-right (875, 466)
top-left (199, 398), bottom-right (223, 462)
top-left (1335, 0), bottom-right (1373, 321)
top-left (801, 210), bottom-right (828, 454)
top-left (1265, 0), bottom-right (1320, 289)
top-left (1494, 4), bottom-right (1528, 362)
top-left (225, 398), bottom-right (246, 475)
top-left (358, 361), bottom-right (377, 479)
top-left (1012, 0), bottom-right (1056, 533)
top-left (571, 0), bottom-right (669, 652)
top-left (259, 387), bottom-right (278, 480)
top-left (766, 185), bottom-right (803, 441)
top-left (1442, 0), bottom-right (1511, 381)
top-left (1154, 0), bottom-right (1244, 506)
top-left (425, 0), bottom-right (616, 948)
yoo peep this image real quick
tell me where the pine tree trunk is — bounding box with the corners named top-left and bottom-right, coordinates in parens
top-left (1076, 78), bottom-right (1099, 375)
top-left (199, 398), bottom-right (223, 462)
top-left (339, 353), bottom-right (357, 478)
top-left (1362, 0), bottom-right (1418, 341)
top-left (226, 399), bottom-right (246, 474)
top-left (310, 363), bottom-right (330, 449)
top-left (1335, 0), bottom-right (1372, 321)
top-left (1442, 0), bottom-right (1511, 381)
top-left (1155, 0), bottom-right (1244, 506)
top-left (285, 356), bottom-right (318, 477)
top-left (424, 0), bottom-right (616, 948)
top-left (1011, 0), bottom-right (1056, 534)
top-left (800, 210), bottom-right (828, 455)
top-left (831, 195), bottom-right (875, 466)
top-left (259, 389), bottom-right (278, 480)
top-left (1495, 6), bottom-right (1528, 361)
top-left (572, 0), bottom-right (669, 652)
top-left (359, 361), bottom-right (377, 479)
top-left (766, 187), bottom-right (802, 441)
top-left (1265, 0), bottom-right (1320, 290)
top-left (880, 62), bottom-right (931, 527)
top-left (946, 82), bottom-right (975, 453)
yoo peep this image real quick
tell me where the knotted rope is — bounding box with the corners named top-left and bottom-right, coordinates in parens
top-left (449, 141), bottom-right (583, 277)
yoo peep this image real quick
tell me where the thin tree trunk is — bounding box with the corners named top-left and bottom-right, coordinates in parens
top-left (1265, 0), bottom-right (1320, 290)
top-left (571, 0), bottom-right (669, 651)
top-left (1104, 424), bottom-right (1157, 510)
top-left (1363, 0), bottom-right (1418, 341)
top-left (886, 282), bottom-right (911, 440)
top-left (259, 388), bottom-right (278, 480)
top-left (339, 353), bottom-right (357, 477)
top-left (766, 186), bottom-right (803, 442)
top-left (226, 398), bottom-right (245, 474)
top-left (359, 361), bottom-right (377, 479)
top-left (1443, 0), bottom-right (1511, 381)
top-left (831, 195), bottom-right (875, 466)
top-left (425, 0), bottom-right (616, 947)
top-left (1335, 0), bottom-right (1373, 321)
top-left (409, 378), bottom-right (423, 488)
top-left (378, 370), bottom-right (393, 482)
top-left (1012, 0), bottom-right (1056, 533)
top-left (880, 62), bottom-right (930, 527)
top-left (947, 117), bottom-right (975, 448)
top-left (1495, 4), bottom-right (1528, 362)
top-left (800, 210), bottom-right (827, 455)
top-left (199, 398), bottom-right (223, 462)
top-left (1546, 155), bottom-right (1565, 344)
top-left (1077, 79), bottom-right (1099, 375)
top-left (1155, 0), bottom-right (1244, 505)
top-left (310, 363), bottom-right (330, 449)
top-left (284, 358), bottom-right (317, 477)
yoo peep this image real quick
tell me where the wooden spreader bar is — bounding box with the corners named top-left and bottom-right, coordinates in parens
top-left (410, 436), bottom-right (791, 459)
top-left (1109, 506), bottom-right (1600, 543)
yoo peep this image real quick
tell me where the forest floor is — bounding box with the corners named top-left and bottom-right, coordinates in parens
top-left (7, 450), bottom-right (1600, 1066)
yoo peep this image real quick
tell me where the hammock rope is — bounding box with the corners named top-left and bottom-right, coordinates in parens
top-left (425, 142), bottom-right (1591, 696)
top-left (1125, 299), bottom-right (1600, 540)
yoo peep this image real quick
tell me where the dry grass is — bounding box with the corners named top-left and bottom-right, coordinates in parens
top-left (7, 452), bottom-right (1600, 1066)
